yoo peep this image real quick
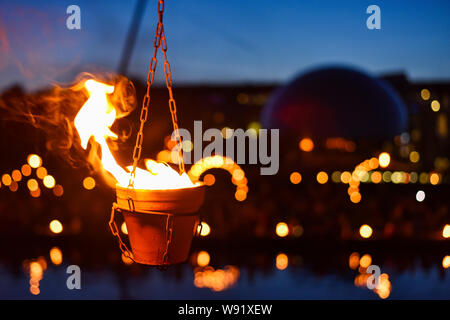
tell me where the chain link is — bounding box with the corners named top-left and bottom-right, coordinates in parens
top-left (161, 214), bottom-right (174, 265)
top-left (109, 204), bottom-right (135, 261)
top-left (129, 0), bottom-right (185, 187)
top-left (160, 27), bottom-right (185, 173)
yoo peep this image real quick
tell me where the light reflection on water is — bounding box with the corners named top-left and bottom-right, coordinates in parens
top-left (1, 247), bottom-right (450, 299)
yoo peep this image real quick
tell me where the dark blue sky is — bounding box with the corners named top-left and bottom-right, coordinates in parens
top-left (0, 0), bottom-right (449, 90)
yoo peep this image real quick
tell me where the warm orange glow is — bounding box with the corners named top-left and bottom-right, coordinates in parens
top-left (53, 184), bottom-right (64, 197)
top-left (11, 170), bottom-right (22, 182)
top-left (197, 251), bottom-right (210, 267)
top-left (74, 79), bottom-right (194, 190)
top-left (340, 171), bottom-right (351, 184)
top-left (409, 151), bottom-right (420, 163)
top-left (49, 247), bottom-right (63, 265)
top-left (49, 219), bottom-right (63, 234)
top-left (275, 253), bottom-right (288, 270)
top-left (27, 154), bottom-right (42, 169)
top-left (443, 256), bottom-right (450, 269)
top-left (275, 222), bottom-right (289, 237)
top-left (9, 181), bottom-right (18, 192)
top-left (83, 177), bottom-right (96, 190)
top-left (350, 192), bottom-right (361, 204)
top-left (121, 253), bottom-right (133, 265)
top-left (21, 164), bottom-right (32, 176)
top-left (359, 224), bottom-right (373, 238)
top-left (30, 286), bottom-right (40, 295)
top-left (359, 254), bottom-right (372, 268)
top-left (30, 188), bottom-right (41, 198)
top-left (27, 179), bottom-right (39, 192)
top-left (378, 152), bottom-right (391, 168)
top-left (368, 157), bottom-right (379, 169)
top-left (43, 175), bottom-right (55, 189)
top-left (374, 274), bottom-right (392, 299)
top-left (371, 171), bottom-right (382, 184)
top-left (121, 222), bottom-right (128, 235)
top-left (429, 173), bottom-right (440, 185)
top-left (1, 174), bottom-right (12, 186)
top-left (198, 222), bottom-right (211, 237)
top-left (431, 100), bottom-right (440, 112)
top-left (194, 265), bottom-right (239, 292)
top-left (203, 173), bottom-right (216, 186)
top-left (27, 258), bottom-right (47, 295)
top-left (36, 167), bottom-right (47, 179)
top-left (421, 89), bottom-right (430, 100)
top-left (235, 189), bottom-right (247, 201)
top-left (156, 150), bottom-right (172, 163)
top-left (289, 172), bottom-right (302, 184)
top-left (232, 169), bottom-right (245, 181)
top-left (316, 171), bottom-right (328, 184)
top-left (349, 252), bottom-right (360, 269)
top-left (443, 225), bottom-right (450, 239)
top-left (299, 138), bottom-right (314, 152)
top-left (188, 155), bottom-right (248, 197)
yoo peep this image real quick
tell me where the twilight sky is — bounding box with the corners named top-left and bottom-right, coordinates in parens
top-left (0, 0), bottom-right (449, 91)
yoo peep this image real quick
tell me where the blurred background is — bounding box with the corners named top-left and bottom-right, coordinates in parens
top-left (0, 0), bottom-right (449, 299)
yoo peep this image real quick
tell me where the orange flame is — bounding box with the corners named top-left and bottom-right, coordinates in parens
top-left (74, 79), bottom-right (194, 190)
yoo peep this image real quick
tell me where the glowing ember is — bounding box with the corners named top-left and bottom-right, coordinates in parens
top-left (74, 79), bottom-right (194, 190)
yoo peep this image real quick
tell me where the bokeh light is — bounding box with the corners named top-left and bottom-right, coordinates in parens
top-left (416, 190), bottom-right (425, 202)
top-left (197, 251), bottom-right (211, 267)
top-left (43, 175), bottom-right (55, 189)
top-left (49, 220), bottom-right (63, 234)
top-left (409, 151), bottom-right (420, 163)
top-left (316, 171), bottom-right (328, 184)
top-left (198, 222), bottom-right (211, 237)
top-left (299, 138), bottom-right (314, 152)
top-left (21, 164), bottom-right (32, 177)
top-left (443, 225), bottom-right (450, 239)
top-left (443, 256), bottom-right (450, 269)
top-left (83, 177), bottom-right (96, 190)
top-left (378, 152), bottom-right (391, 168)
top-left (203, 173), bottom-right (216, 186)
top-left (431, 100), bottom-right (440, 112)
top-left (49, 247), bottom-right (63, 265)
top-left (1, 174), bottom-right (12, 186)
top-left (53, 184), bottom-right (64, 197)
top-left (420, 89), bottom-right (430, 100)
top-left (36, 167), bottom-right (47, 179)
top-left (359, 224), bottom-right (373, 239)
top-left (11, 170), bottom-right (22, 182)
top-left (289, 172), bottom-right (302, 184)
top-left (27, 154), bottom-right (42, 169)
top-left (275, 253), bottom-right (288, 270)
top-left (121, 222), bottom-right (128, 235)
top-left (275, 222), bottom-right (289, 237)
top-left (27, 179), bottom-right (39, 192)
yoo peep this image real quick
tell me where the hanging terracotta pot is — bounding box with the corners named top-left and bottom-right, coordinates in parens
top-left (113, 184), bottom-right (205, 266)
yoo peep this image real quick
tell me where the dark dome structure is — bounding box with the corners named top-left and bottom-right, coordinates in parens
top-left (261, 66), bottom-right (407, 140)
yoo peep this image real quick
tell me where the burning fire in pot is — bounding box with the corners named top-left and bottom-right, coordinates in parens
top-left (73, 78), bottom-right (205, 266)
top-left (74, 79), bottom-right (195, 190)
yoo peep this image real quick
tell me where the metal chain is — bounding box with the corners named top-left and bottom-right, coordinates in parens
top-left (160, 27), bottom-right (185, 173)
top-left (161, 214), bottom-right (174, 265)
top-left (109, 204), bottom-right (135, 261)
top-left (129, 0), bottom-right (184, 187)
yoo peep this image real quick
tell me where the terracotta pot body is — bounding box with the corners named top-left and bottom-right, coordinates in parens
top-left (115, 184), bottom-right (205, 265)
